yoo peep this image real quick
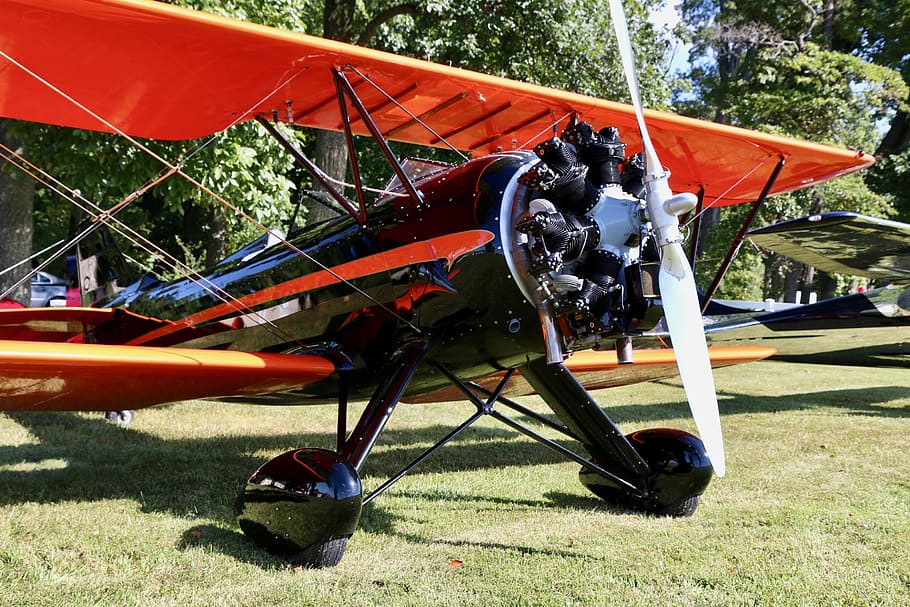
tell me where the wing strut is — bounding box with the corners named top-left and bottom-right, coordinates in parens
top-left (700, 156), bottom-right (787, 311)
top-left (334, 68), bottom-right (425, 212)
top-left (258, 68), bottom-right (428, 227)
top-left (256, 116), bottom-right (360, 220)
top-left (341, 339), bottom-right (429, 471)
top-left (685, 186), bottom-right (706, 270)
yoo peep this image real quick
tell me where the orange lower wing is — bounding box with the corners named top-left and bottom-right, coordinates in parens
top-left (404, 346), bottom-right (775, 403)
top-left (0, 340), bottom-right (334, 411)
top-left (561, 346), bottom-right (775, 391)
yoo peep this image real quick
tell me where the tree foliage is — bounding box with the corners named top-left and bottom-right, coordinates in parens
top-left (376, 0), bottom-right (672, 107)
top-left (678, 0), bottom-right (908, 300)
top-left (17, 112), bottom-right (297, 273)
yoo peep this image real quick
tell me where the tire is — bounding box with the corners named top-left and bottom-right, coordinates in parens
top-left (105, 410), bottom-right (135, 424)
top-left (291, 535), bottom-right (350, 569)
top-left (579, 429), bottom-right (713, 517)
top-left (236, 449), bottom-right (362, 568)
top-left (653, 495), bottom-right (699, 518)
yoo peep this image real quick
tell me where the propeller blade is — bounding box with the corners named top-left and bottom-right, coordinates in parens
top-left (659, 244), bottom-right (726, 477)
top-left (608, 0), bottom-right (726, 476)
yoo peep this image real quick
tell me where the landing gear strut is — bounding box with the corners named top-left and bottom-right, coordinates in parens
top-left (519, 357), bottom-right (715, 517)
top-left (235, 348), bottom-right (715, 567)
top-left (236, 340), bottom-right (427, 568)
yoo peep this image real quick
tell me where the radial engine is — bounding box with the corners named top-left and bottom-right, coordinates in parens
top-left (510, 121), bottom-right (668, 360)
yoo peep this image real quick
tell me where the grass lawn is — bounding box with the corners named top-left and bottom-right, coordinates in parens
top-left (1, 360), bottom-right (908, 606)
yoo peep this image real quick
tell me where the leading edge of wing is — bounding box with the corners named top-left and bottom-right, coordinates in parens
top-left (0, 340), bottom-right (335, 411)
top-left (0, 0), bottom-right (872, 206)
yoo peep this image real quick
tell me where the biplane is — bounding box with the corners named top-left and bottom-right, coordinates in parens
top-left (702, 212), bottom-right (909, 367)
top-left (0, 0), bottom-right (875, 567)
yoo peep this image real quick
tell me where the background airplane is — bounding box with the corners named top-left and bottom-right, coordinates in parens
top-left (0, 0), bottom-right (876, 567)
top-left (702, 212), bottom-right (909, 368)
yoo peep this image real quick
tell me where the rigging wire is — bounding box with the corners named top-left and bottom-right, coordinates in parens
top-left (0, 47), bottom-right (424, 336)
top-left (0, 147), bottom-right (180, 296)
top-left (0, 142), bottom-right (319, 350)
top-left (0, 238), bottom-right (65, 277)
top-left (0, 146), bottom-right (361, 354)
top-left (679, 152), bottom-right (778, 231)
top-left (345, 65), bottom-right (470, 163)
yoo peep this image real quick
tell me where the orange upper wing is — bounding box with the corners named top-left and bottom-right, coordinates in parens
top-left (0, 0), bottom-right (871, 207)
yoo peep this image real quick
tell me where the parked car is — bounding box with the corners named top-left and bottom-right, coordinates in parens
top-left (30, 271), bottom-right (69, 307)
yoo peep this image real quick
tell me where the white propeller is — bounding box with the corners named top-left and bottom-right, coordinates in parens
top-left (607, 0), bottom-right (725, 476)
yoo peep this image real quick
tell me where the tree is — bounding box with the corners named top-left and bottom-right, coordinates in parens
top-left (377, 0), bottom-right (671, 107)
top-left (0, 119), bottom-right (34, 305)
top-left (828, 0), bottom-right (910, 220)
top-left (16, 117), bottom-right (296, 275)
top-left (678, 0), bottom-right (908, 300)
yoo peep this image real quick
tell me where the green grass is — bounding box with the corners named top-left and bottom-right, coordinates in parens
top-left (1, 361), bottom-right (908, 606)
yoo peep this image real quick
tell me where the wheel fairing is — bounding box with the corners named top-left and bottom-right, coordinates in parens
top-left (236, 449), bottom-right (362, 558)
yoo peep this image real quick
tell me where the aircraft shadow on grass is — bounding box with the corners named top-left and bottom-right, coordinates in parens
top-left (3, 382), bottom-right (908, 507)
top-left (1, 381), bottom-right (906, 566)
top-left (601, 384), bottom-right (910, 425)
top-left (0, 411), bottom-right (565, 506)
top-left (178, 488), bottom-right (603, 568)
top-left (0, 409), bottom-right (598, 566)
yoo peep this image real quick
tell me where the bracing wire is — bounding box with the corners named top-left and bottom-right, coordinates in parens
top-left (679, 153), bottom-right (778, 232)
top-left (0, 46), bottom-right (424, 336)
top-left (345, 65), bottom-right (470, 163)
top-left (0, 142), bottom-right (320, 351)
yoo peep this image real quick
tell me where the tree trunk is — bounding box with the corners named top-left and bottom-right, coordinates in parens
top-left (205, 206), bottom-right (227, 271)
top-left (310, 130), bottom-right (348, 224)
top-left (822, 0), bottom-right (836, 50)
top-left (308, 0), bottom-right (357, 227)
top-left (783, 261), bottom-right (802, 303)
top-left (0, 119), bottom-right (34, 305)
top-left (763, 253), bottom-right (789, 301)
top-left (876, 108), bottom-right (909, 157)
top-left (800, 263), bottom-right (815, 301)
top-left (308, 1), bottom-right (419, 226)
top-left (816, 271), bottom-right (837, 300)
